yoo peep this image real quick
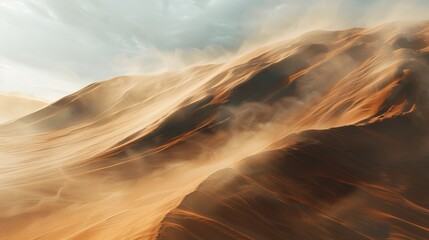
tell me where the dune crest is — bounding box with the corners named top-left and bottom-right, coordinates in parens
top-left (1, 21), bottom-right (429, 239)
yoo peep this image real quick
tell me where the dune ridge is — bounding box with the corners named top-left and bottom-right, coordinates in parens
top-left (1, 21), bottom-right (429, 239)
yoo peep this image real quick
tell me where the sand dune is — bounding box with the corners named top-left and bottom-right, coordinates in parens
top-left (0, 94), bottom-right (48, 124)
top-left (1, 21), bottom-right (429, 239)
top-left (158, 114), bottom-right (429, 239)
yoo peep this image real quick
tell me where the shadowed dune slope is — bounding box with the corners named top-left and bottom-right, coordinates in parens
top-left (1, 21), bottom-right (429, 239)
top-left (158, 113), bottom-right (429, 240)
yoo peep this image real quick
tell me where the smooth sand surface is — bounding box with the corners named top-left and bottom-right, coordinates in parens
top-left (0, 94), bottom-right (48, 123)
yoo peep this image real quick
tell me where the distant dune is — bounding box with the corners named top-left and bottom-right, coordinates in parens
top-left (0, 94), bottom-right (48, 123)
top-left (1, 21), bottom-right (429, 239)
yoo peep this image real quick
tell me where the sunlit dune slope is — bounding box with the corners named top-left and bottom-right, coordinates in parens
top-left (1, 21), bottom-right (429, 239)
top-left (0, 94), bottom-right (48, 123)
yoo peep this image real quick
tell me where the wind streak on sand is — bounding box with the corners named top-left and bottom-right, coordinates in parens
top-left (1, 21), bottom-right (429, 239)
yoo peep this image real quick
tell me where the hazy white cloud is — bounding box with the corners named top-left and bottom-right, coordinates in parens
top-left (0, 0), bottom-right (428, 101)
top-left (242, 0), bottom-right (429, 46)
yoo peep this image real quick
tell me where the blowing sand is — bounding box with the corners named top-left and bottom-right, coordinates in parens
top-left (1, 21), bottom-right (429, 239)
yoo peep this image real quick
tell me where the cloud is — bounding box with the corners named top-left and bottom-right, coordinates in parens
top-left (0, 0), bottom-right (428, 100)
top-left (0, 0), bottom-right (266, 100)
top-left (241, 0), bottom-right (429, 47)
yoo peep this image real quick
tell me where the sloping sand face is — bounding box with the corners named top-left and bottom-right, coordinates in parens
top-left (0, 94), bottom-right (48, 124)
top-left (1, 21), bottom-right (429, 239)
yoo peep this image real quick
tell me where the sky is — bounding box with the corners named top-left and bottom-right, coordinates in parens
top-left (0, 0), bottom-right (429, 101)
